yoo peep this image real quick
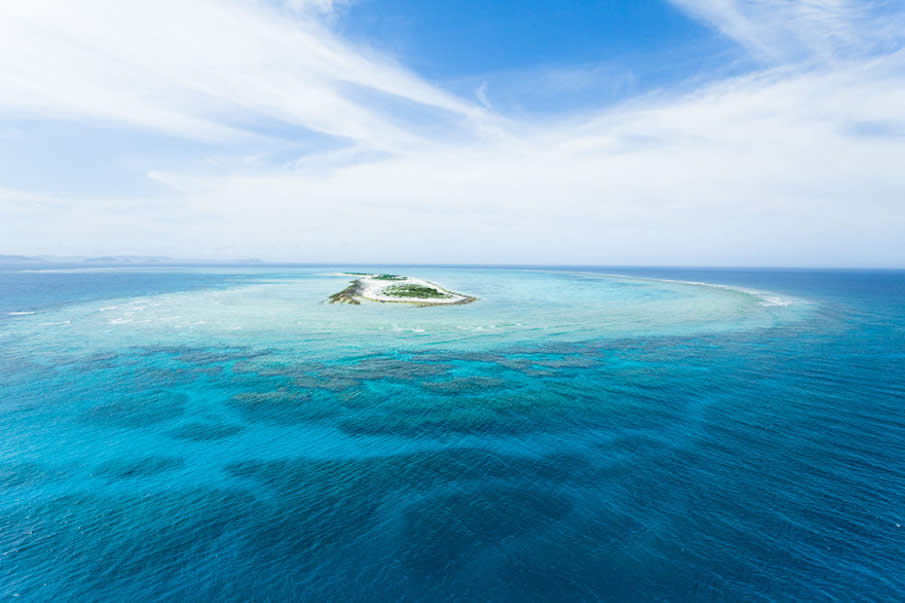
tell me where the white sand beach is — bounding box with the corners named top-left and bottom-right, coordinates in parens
top-left (329, 274), bottom-right (476, 305)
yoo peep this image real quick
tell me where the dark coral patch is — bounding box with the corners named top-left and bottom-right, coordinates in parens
top-left (402, 485), bottom-right (573, 576)
top-left (94, 456), bottom-right (185, 480)
top-left (336, 387), bottom-right (604, 438)
top-left (319, 356), bottom-right (453, 382)
top-left (225, 448), bottom-right (584, 573)
top-left (0, 462), bottom-right (68, 488)
top-left (534, 356), bottom-right (598, 368)
top-left (226, 448), bottom-right (595, 502)
top-left (80, 391), bottom-right (187, 428)
top-left (291, 374), bottom-right (360, 392)
top-left (140, 345), bottom-right (271, 365)
top-left (168, 422), bottom-right (245, 441)
top-left (227, 389), bottom-right (336, 424)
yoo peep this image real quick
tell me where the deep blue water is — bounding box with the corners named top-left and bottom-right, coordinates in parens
top-left (1, 266), bottom-right (903, 600)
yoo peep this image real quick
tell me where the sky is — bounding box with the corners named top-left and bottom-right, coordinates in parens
top-left (1, 0), bottom-right (904, 266)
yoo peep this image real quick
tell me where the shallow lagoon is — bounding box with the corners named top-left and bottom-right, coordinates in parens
top-left (1, 266), bottom-right (903, 599)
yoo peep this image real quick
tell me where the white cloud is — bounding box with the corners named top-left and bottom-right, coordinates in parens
top-left (0, 0), bottom-right (487, 151)
top-left (669, 0), bottom-right (903, 63)
top-left (284, 0), bottom-right (349, 16)
top-left (475, 82), bottom-right (492, 110)
top-left (1, 0), bottom-right (904, 266)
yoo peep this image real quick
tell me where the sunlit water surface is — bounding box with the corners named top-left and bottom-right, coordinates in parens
top-left (1, 266), bottom-right (903, 600)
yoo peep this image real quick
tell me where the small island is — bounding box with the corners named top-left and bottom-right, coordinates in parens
top-left (328, 273), bottom-right (476, 306)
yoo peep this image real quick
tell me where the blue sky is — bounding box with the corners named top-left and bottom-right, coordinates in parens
top-left (335, 0), bottom-right (739, 115)
top-left (337, 1), bottom-right (718, 76)
top-left (1, 0), bottom-right (904, 266)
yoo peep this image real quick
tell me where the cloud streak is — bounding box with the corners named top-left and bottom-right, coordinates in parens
top-left (668, 0), bottom-right (904, 63)
top-left (0, 0), bottom-right (488, 151)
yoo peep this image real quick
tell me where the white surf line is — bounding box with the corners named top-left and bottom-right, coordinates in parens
top-left (619, 275), bottom-right (797, 307)
top-left (553, 269), bottom-right (800, 308)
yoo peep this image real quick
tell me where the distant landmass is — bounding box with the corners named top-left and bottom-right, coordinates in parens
top-left (0, 255), bottom-right (264, 265)
top-left (0, 254), bottom-right (44, 263)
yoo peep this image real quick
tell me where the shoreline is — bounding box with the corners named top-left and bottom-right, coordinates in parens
top-left (328, 273), bottom-right (476, 306)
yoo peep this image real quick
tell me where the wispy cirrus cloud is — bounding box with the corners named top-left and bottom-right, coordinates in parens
top-left (284, 0), bottom-right (350, 16)
top-left (0, 0), bottom-right (488, 151)
top-left (668, 0), bottom-right (904, 63)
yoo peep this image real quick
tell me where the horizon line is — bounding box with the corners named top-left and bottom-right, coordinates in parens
top-left (1, 256), bottom-right (903, 271)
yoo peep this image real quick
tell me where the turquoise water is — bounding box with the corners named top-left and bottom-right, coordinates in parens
top-left (1, 265), bottom-right (903, 599)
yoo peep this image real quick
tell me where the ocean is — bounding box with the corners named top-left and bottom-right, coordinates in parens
top-left (1, 265), bottom-right (903, 600)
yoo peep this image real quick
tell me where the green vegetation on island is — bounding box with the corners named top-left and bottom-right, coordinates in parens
top-left (328, 281), bottom-right (362, 304)
top-left (373, 274), bottom-right (406, 281)
top-left (383, 284), bottom-right (451, 299)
